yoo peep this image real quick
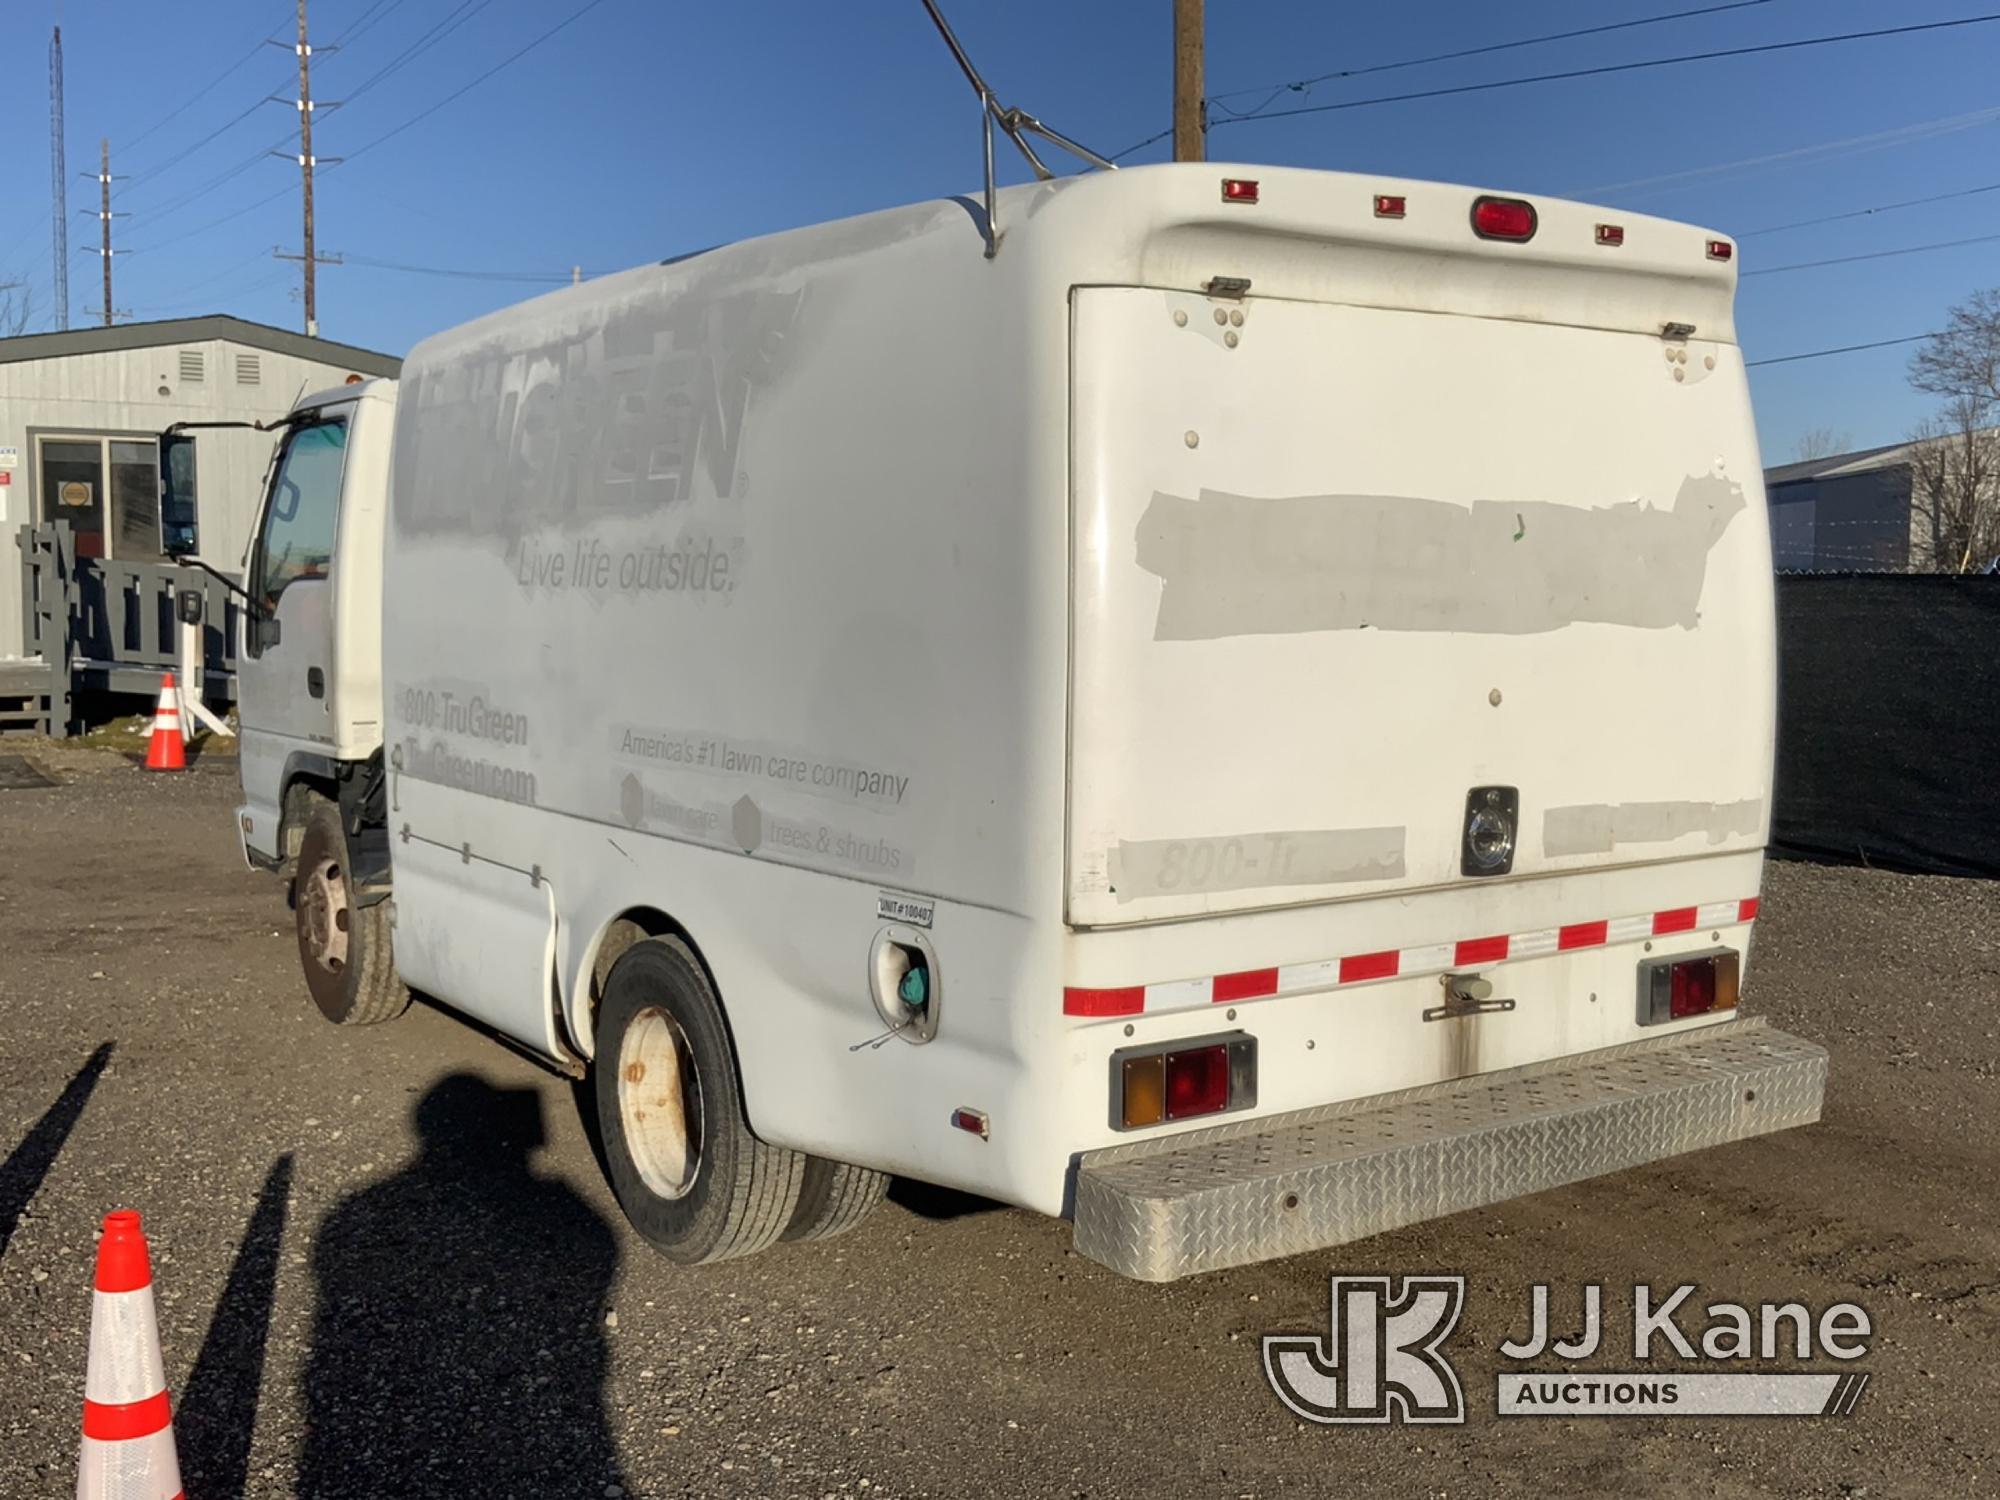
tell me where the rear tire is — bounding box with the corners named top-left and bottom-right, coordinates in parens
top-left (783, 1157), bottom-right (890, 1242)
top-left (594, 937), bottom-right (805, 1264)
top-left (293, 804), bottom-right (409, 1026)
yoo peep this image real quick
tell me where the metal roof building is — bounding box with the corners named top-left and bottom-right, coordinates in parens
top-left (1, 316), bottom-right (399, 665)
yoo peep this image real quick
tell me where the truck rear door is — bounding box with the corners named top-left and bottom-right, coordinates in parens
top-left (1067, 285), bottom-right (1773, 928)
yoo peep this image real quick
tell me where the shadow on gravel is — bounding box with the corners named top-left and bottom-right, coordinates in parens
top-left (888, 1177), bottom-right (1004, 1221)
top-left (300, 1074), bottom-right (626, 1499)
top-left (0, 1040), bottom-right (112, 1260)
top-left (180, 1154), bottom-right (293, 1500)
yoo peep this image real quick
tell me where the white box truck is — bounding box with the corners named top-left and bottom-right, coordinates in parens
top-left (169, 164), bottom-right (1825, 1279)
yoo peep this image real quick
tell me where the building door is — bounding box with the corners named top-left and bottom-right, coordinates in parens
top-left (35, 435), bottom-right (164, 562)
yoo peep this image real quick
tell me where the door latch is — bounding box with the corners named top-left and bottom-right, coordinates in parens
top-left (1423, 972), bottom-right (1516, 1023)
top-left (306, 666), bottom-right (324, 699)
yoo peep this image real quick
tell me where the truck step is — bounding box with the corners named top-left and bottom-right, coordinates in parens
top-left (1071, 1017), bottom-right (1826, 1281)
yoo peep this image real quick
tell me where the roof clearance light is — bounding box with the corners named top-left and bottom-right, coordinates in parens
top-left (1471, 195), bottom-right (1538, 242)
top-left (1707, 239), bottom-right (1734, 261)
top-left (1374, 193), bottom-right (1406, 219)
top-left (1221, 178), bottom-right (1260, 204)
top-left (1596, 223), bottom-right (1625, 247)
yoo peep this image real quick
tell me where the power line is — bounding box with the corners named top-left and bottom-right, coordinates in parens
top-left (329, 0), bottom-right (399, 49)
top-left (344, 254), bottom-right (580, 284)
top-left (125, 183), bottom-right (294, 256)
top-left (1208, 0), bottom-right (1778, 109)
top-left (1744, 231), bottom-right (2000, 277)
top-left (124, 131), bottom-right (298, 230)
top-left (1114, 15), bottom-right (2000, 163)
top-left (1573, 103), bottom-right (2000, 198)
top-left (336, 0), bottom-right (613, 164)
top-left (134, 246), bottom-right (274, 310)
top-left (1212, 15), bottom-right (2000, 128)
top-left (336, 0), bottom-right (494, 106)
top-left (1739, 180), bottom-right (2000, 237)
top-left (1746, 333), bottom-right (1936, 368)
top-left (134, 265), bottom-right (292, 317)
top-left (123, 85), bottom-right (290, 195)
top-left (122, 34), bottom-right (272, 155)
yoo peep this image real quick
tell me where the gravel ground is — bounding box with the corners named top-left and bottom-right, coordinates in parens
top-left (1, 748), bottom-right (1995, 1498)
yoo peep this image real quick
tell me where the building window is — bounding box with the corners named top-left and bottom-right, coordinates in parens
top-left (236, 352), bottom-right (261, 386)
top-left (178, 349), bottom-right (205, 383)
top-left (33, 434), bottom-right (166, 563)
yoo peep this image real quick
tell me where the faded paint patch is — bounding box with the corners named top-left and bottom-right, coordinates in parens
top-left (1109, 826), bottom-right (1405, 903)
top-left (1542, 797), bottom-right (1764, 857)
top-left (1133, 474), bottom-right (1745, 639)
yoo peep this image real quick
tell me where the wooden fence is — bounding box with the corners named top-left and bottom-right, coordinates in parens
top-left (9, 520), bottom-right (241, 737)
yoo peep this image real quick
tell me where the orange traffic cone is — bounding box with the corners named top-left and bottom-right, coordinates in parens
top-left (143, 674), bottom-right (186, 773)
top-left (77, 1210), bottom-right (184, 1499)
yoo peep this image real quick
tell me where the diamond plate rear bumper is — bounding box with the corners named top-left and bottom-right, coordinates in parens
top-left (1071, 1017), bottom-right (1826, 1282)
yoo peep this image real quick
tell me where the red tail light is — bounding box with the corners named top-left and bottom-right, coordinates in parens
top-left (1165, 1046), bottom-right (1229, 1119)
top-left (1596, 223), bottom-right (1625, 247)
top-left (1471, 195), bottom-right (1537, 242)
top-left (1669, 961), bottom-right (1716, 1018)
top-left (1221, 178), bottom-right (1259, 204)
top-left (1374, 193), bottom-right (1406, 218)
top-left (1113, 1033), bottom-right (1257, 1130)
top-left (1638, 950), bottom-right (1741, 1026)
top-left (1707, 239), bottom-right (1734, 261)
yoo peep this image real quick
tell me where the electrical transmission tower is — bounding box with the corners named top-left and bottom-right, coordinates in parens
top-left (49, 27), bottom-right (69, 331)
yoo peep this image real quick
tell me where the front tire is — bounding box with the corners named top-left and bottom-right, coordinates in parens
top-left (293, 804), bottom-right (409, 1026)
top-left (594, 937), bottom-right (805, 1264)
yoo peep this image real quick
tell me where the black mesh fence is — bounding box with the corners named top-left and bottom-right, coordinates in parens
top-left (1774, 573), bottom-right (2000, 878)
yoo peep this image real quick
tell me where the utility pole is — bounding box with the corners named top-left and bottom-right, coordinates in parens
top-left (269, 0), bottom-right (340, 335)
top-left (1173, 0), bottom-right (1205, 163)
top-left (83, 139), bottom-right (128, 326)
top-left (49, 27), bottom-right (69, 330)
top-left (296, 0), bottom-right (318, 332)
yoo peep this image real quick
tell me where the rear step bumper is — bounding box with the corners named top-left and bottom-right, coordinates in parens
top-left (1071, 1017), bottom-right (1826, 1282)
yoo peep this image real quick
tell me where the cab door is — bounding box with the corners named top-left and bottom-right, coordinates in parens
top-left (237, 404), bottom-right (353, 841)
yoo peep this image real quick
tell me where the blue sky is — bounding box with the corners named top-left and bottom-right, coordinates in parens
top-left (3, 0), bottom-right (1998, 463)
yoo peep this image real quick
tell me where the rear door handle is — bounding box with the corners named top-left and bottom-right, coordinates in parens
top-left (307, 666), bottom-right (324, 699)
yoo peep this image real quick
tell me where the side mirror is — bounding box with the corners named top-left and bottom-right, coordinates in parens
top-left (159, 431), bottom-right (200, 558)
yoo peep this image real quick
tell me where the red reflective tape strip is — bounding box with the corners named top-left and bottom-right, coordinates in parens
top-left (1454, 934), bottom-right (1510, 966)
top-left (1558, 920), bottom-right (1608, 952)
top-left (82, 1390), bottom-right (171, 1442)
top-left (1070, 895), bottom-right (1750, 1016)
top-left (1063, 985), bottom-right (1145, 1018)
top-left (1338, 950), bottom-right (1400, 984)
top-left (1212, 968), bottom-right (1279, 1003)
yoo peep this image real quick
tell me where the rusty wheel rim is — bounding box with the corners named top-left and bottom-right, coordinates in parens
top-left (617, 1005), bottom-right (702, 1200)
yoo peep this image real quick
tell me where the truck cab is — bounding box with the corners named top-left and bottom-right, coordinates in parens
top-left (160, 378), bottom-right (401, 1020)
top-left (212, 379), bottom-right (396, 871)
